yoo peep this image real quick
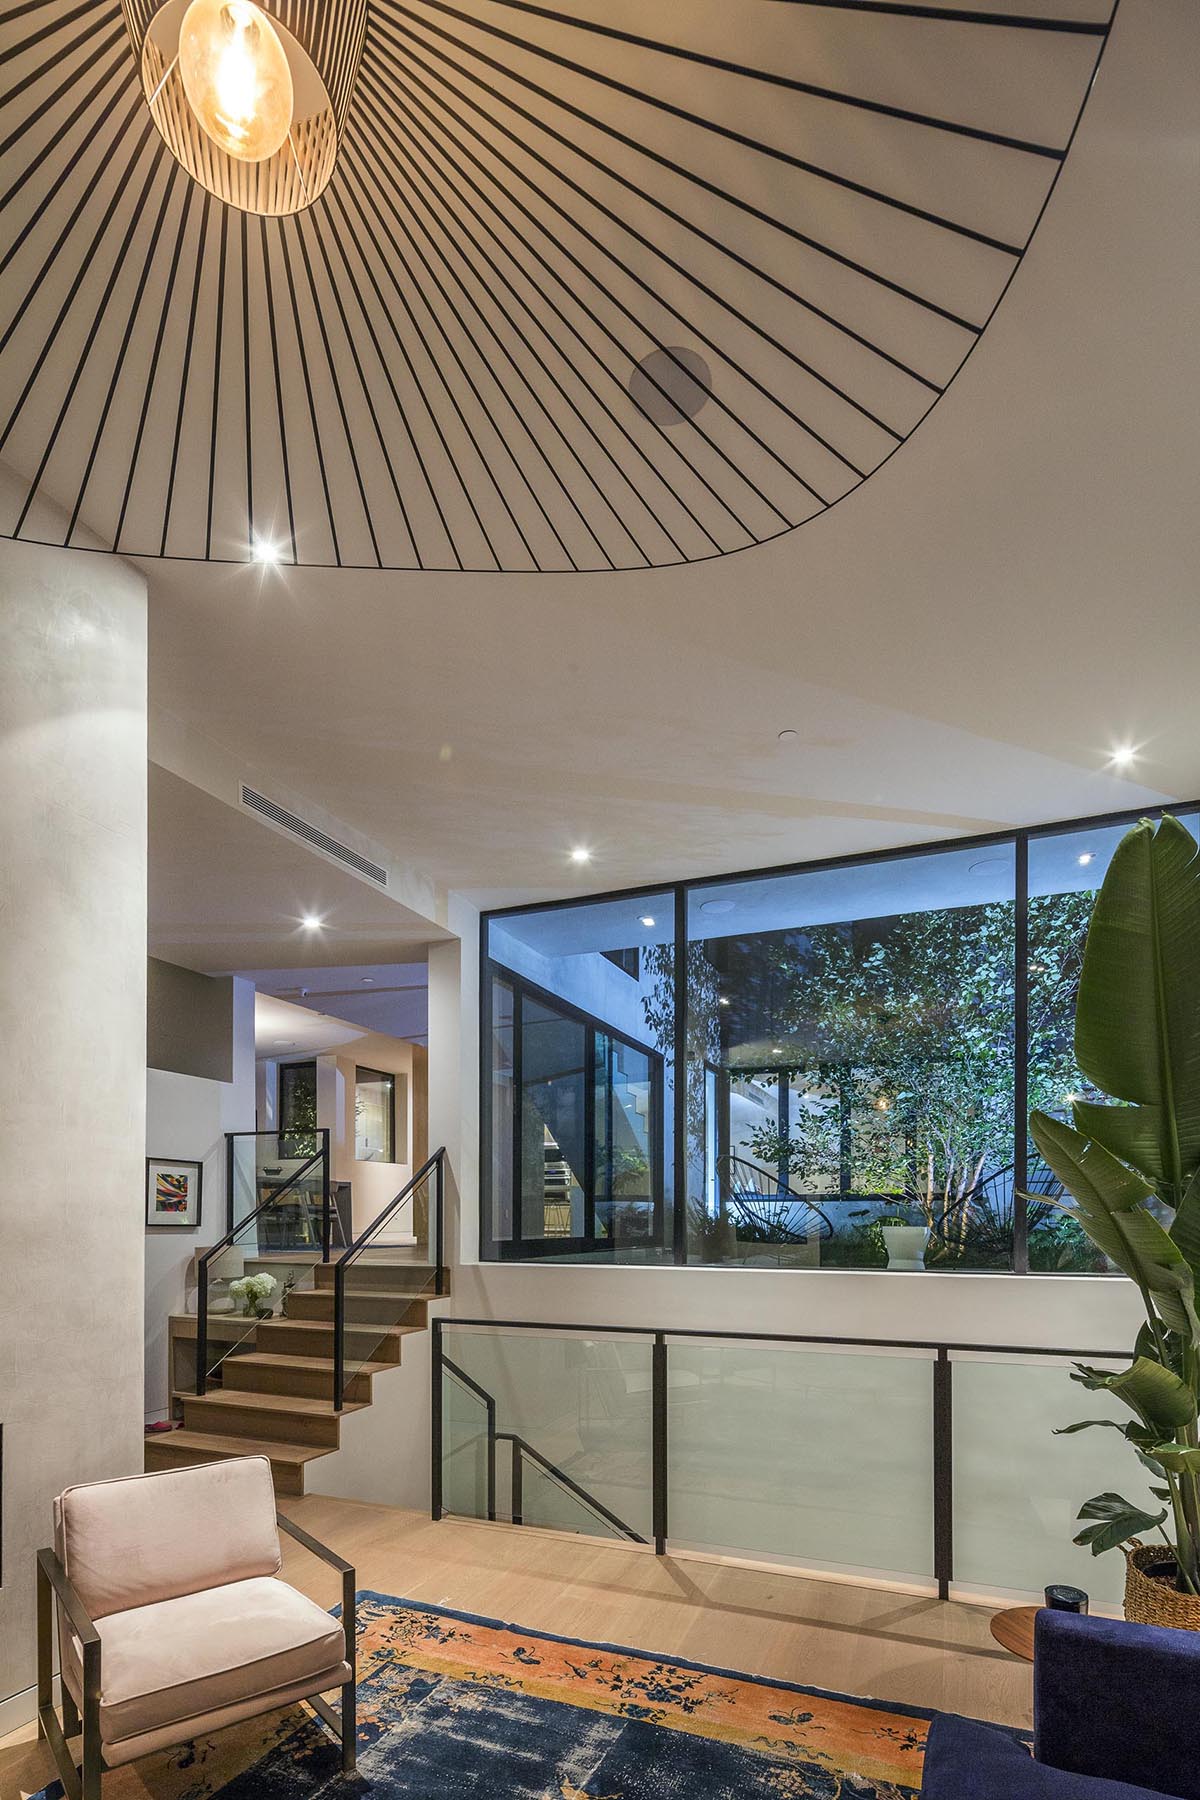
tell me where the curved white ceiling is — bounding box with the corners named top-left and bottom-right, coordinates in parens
top-left (1, 0), bottom-right (1113, 570)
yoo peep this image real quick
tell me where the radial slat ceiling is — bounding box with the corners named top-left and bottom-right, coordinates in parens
top-left (0, 0), bottom-right (1115, 571)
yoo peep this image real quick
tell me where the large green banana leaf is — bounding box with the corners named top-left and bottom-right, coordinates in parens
top-left (1073, 816), bottom-right (1200, 1197)
top-left (1029, 1112), bottom-right (1199, 1342)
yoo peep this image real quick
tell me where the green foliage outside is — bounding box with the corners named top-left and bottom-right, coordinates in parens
top-left (1031, 815), bottom-right (1200, 1591)
top-left (642, 889), bottom-right (1108, 1270)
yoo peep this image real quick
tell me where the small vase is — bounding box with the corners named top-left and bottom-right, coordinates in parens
top-left (881, 1225), bottom-right (929, 1271)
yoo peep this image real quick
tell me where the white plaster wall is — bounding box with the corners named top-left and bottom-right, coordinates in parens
top-left (0, 533), bottom-right (147, 1719)
top-left (145, 977), bottom-right (257, 1420)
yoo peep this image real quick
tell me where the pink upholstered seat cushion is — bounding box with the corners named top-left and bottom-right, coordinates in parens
top-left (91, 1576), bottom-right (345, 1746)
top-left (57, 1459), bottom-right (282, 1620)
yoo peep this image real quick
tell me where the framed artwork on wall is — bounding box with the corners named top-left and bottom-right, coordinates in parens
top-left (145, 1157), bottom-right (203, 1229)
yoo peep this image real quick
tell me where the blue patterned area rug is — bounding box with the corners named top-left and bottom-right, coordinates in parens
top-left (37, 1592), bottom-right (935, 1798)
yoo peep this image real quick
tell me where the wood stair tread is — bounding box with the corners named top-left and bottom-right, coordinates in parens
top-left (225, 1353), bottom-right (394, 1376)
top-left (175, 1389), bottom-right (365, 1418)
top-left (148, 1430), bottom-right (328, 1465)
top-left (262, 1317), bottom-right (422, 1335)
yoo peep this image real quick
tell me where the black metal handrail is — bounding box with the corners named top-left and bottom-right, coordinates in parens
top-left (443, 1358), bottom-right (497, 1521)
top-left (500, 1432), bottom-right (647, 1543)
top-left (440, 1351), bottom-right (644, 1542)
top-left (196, 1132), bottom-right (329, 1397)
top-left (332, 1146), bottom-right (447, 1409)
top-left (433, 1316), bottom-right (1127, 1594)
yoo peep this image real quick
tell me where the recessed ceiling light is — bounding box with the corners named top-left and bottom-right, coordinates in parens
top-left (700, 898), bottom-right (735, 915)
top-left (718, 996), bottom-right (730, 1007)
top-left (777, 728), bottom-right (798, 743)
top-left (273, 1038), bottom-right (296, 1047)
top-left (1077, 852), bottom-right (1094, 867)
top-left (570, 846), bottom-right (591, 864)
top-left (1110, 744), bottom-right (1136, 767)
top-left (360, 976), bottom-right (374, 984)
top-left (639, 915), bottom-right (656, 928)
top-left (301, 914), bottom-right (323, 929)
top-left (251, 537), bottom-right (281, 565)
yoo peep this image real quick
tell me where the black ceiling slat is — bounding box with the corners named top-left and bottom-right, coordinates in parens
top-left (256, 214), bottom-right (299, 562)
top-left (387, 1), bottom-right (987, 336)
top-left (298, 198), bottom-right (422, 565)
top-left (0, 0), bottom-right (1116, 570)
top-left (764, 1), bottom-right (1107, 33)
top-left (328, 168), bottom-right (507, 570)
top-left (67, 157), bottom-right (182, 542)
top-left (368, 52), bottom-right (838, 510)
top-left (11, 129), bottom-right (163, 536)
top-left (390, 0), bottom-right (1029, 253)
top-left (450, 0), bottom-right (1067, 159)
top-left (276, 221), bottom-right (354, 565)
top-left (370, 82), bottom-right (683, 567)
top-left (384, 26), bottom-right (895, 469)
top-left (356, 82), bottom-right (639, 568)
top-left (345, 133), bottom-right (580, 571)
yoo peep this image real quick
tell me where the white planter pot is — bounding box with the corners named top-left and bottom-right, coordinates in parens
top-left (882, 1225), bottom-right (929, 1271)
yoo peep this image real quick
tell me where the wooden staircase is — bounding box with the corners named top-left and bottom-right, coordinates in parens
top-left (146, 1260), bottom-right (442, 1495)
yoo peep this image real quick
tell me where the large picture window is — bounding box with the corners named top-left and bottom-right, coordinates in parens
top-left (481, 804), bottom-right (1198, 1271)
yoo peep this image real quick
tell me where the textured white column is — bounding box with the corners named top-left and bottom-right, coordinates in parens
top-left (0, 533), bottom-right (148, 1720)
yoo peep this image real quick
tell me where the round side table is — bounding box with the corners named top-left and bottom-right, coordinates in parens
top-left (990, 1605), bottom-right (1039, 1661)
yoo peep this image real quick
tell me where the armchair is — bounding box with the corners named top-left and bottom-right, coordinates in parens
top-left (921, 1610), bottom-right (1200, 1799)
top-left (36, 1457), bottom-right (356, 1799)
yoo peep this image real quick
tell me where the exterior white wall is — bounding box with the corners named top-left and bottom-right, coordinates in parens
top-left (145, 976), bottom-right (257, 1420)
top-left (0, 534), bottom-right (147, 1723)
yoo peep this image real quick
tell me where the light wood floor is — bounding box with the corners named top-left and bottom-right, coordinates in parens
top-left (0, 1498), bottom-right (1031, 1798)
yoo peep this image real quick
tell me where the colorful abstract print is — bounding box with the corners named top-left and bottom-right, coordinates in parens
top-left (37, 1594), bottom-right (930, 1799)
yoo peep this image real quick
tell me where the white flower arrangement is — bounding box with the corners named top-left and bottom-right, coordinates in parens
top-left (228, 1272), bottom-right (278, 1317)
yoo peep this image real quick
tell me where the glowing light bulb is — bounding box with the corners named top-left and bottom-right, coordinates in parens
top-left (179, 0), bottom-right (293, 164)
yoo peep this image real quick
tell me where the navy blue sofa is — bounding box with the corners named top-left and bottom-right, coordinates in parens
top-left (921, 1610), bottom-right (1200, 1800)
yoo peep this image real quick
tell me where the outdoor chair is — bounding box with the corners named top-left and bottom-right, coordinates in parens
top-left (37, 1457), bottom-right (356, 1799)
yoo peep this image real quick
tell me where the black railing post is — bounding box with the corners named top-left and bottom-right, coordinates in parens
top-left (511, 1438), bottom-right (524, 1526)
top-left (431, 1318), bottom-right (443, 1521)
top-left (333, 1262), bottom-right (346, 1414)
top-left (224, 1131), bottom-right (236, 1235)
top-left (435, 1150), bottom-right (446, 1296)
top-left (486, 1397), bottom-right (497, 1523)
top-left (652, 1331), bottom-right (668, 1555)
top-left (933, 1347), bottom-right (954, 1601)
top-left (196, 1256), bottom-right (208, 1397)
top-left (321, 1128), bottom-right (332, 1262)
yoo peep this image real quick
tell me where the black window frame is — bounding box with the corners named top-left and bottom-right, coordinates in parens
top-left (480, 797), bottom-right (1200, 1272)
top-left (354, 1064), bottom-right (396, 1164)
top-left (486, 964), bottom-right (665, 1260)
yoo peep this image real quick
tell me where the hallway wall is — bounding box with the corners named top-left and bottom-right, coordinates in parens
top-left (0, 530), bottom-right (147, 1725)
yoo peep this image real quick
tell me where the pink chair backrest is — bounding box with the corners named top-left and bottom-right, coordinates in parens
top-left (56, 1458), bottom-right (282, 1620)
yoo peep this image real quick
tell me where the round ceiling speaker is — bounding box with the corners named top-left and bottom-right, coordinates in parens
top-left (628, 346), bottom-right (712, 427)
top-left (122, 0), bottom-right (367, 215)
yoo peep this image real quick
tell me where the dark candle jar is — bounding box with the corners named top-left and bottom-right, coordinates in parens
top-left (1044, 1585), bottom-right (1089, 1613)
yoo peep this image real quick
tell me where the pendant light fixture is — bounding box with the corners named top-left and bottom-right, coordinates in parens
top-left (121, 0), bottom-right (367, 215)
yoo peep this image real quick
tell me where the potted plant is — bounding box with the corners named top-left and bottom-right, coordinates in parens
top-left (1030, 815), bottom-right (1200, 1626)
top-left (878, 1207), bottom-right (930, 1271)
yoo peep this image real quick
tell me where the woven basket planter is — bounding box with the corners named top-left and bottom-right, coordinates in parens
top-left (1124, 1543), bottom-right (1200, 1631)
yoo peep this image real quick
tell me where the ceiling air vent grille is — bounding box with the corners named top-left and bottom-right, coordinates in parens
top-left (240, 785), bottom-right (388, 888)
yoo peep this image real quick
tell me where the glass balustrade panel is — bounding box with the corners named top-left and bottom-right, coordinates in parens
top-left (440, 1327), bottom-right (655, 1542)
top-left (666, 1340), bottom-right (936, 1581)
top-left (952, 1353), bottom-right (1161, 1607)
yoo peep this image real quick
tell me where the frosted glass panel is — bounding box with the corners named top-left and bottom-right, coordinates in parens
top-left (953, 1356), bottom-right (1160, 1606)
top-left (667, 1342), bottom-right (935, 1578)
top-left (442, 1329), bottom-right (654, 1542)
top-left (442, 1371), bottom-right (491, 1520)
